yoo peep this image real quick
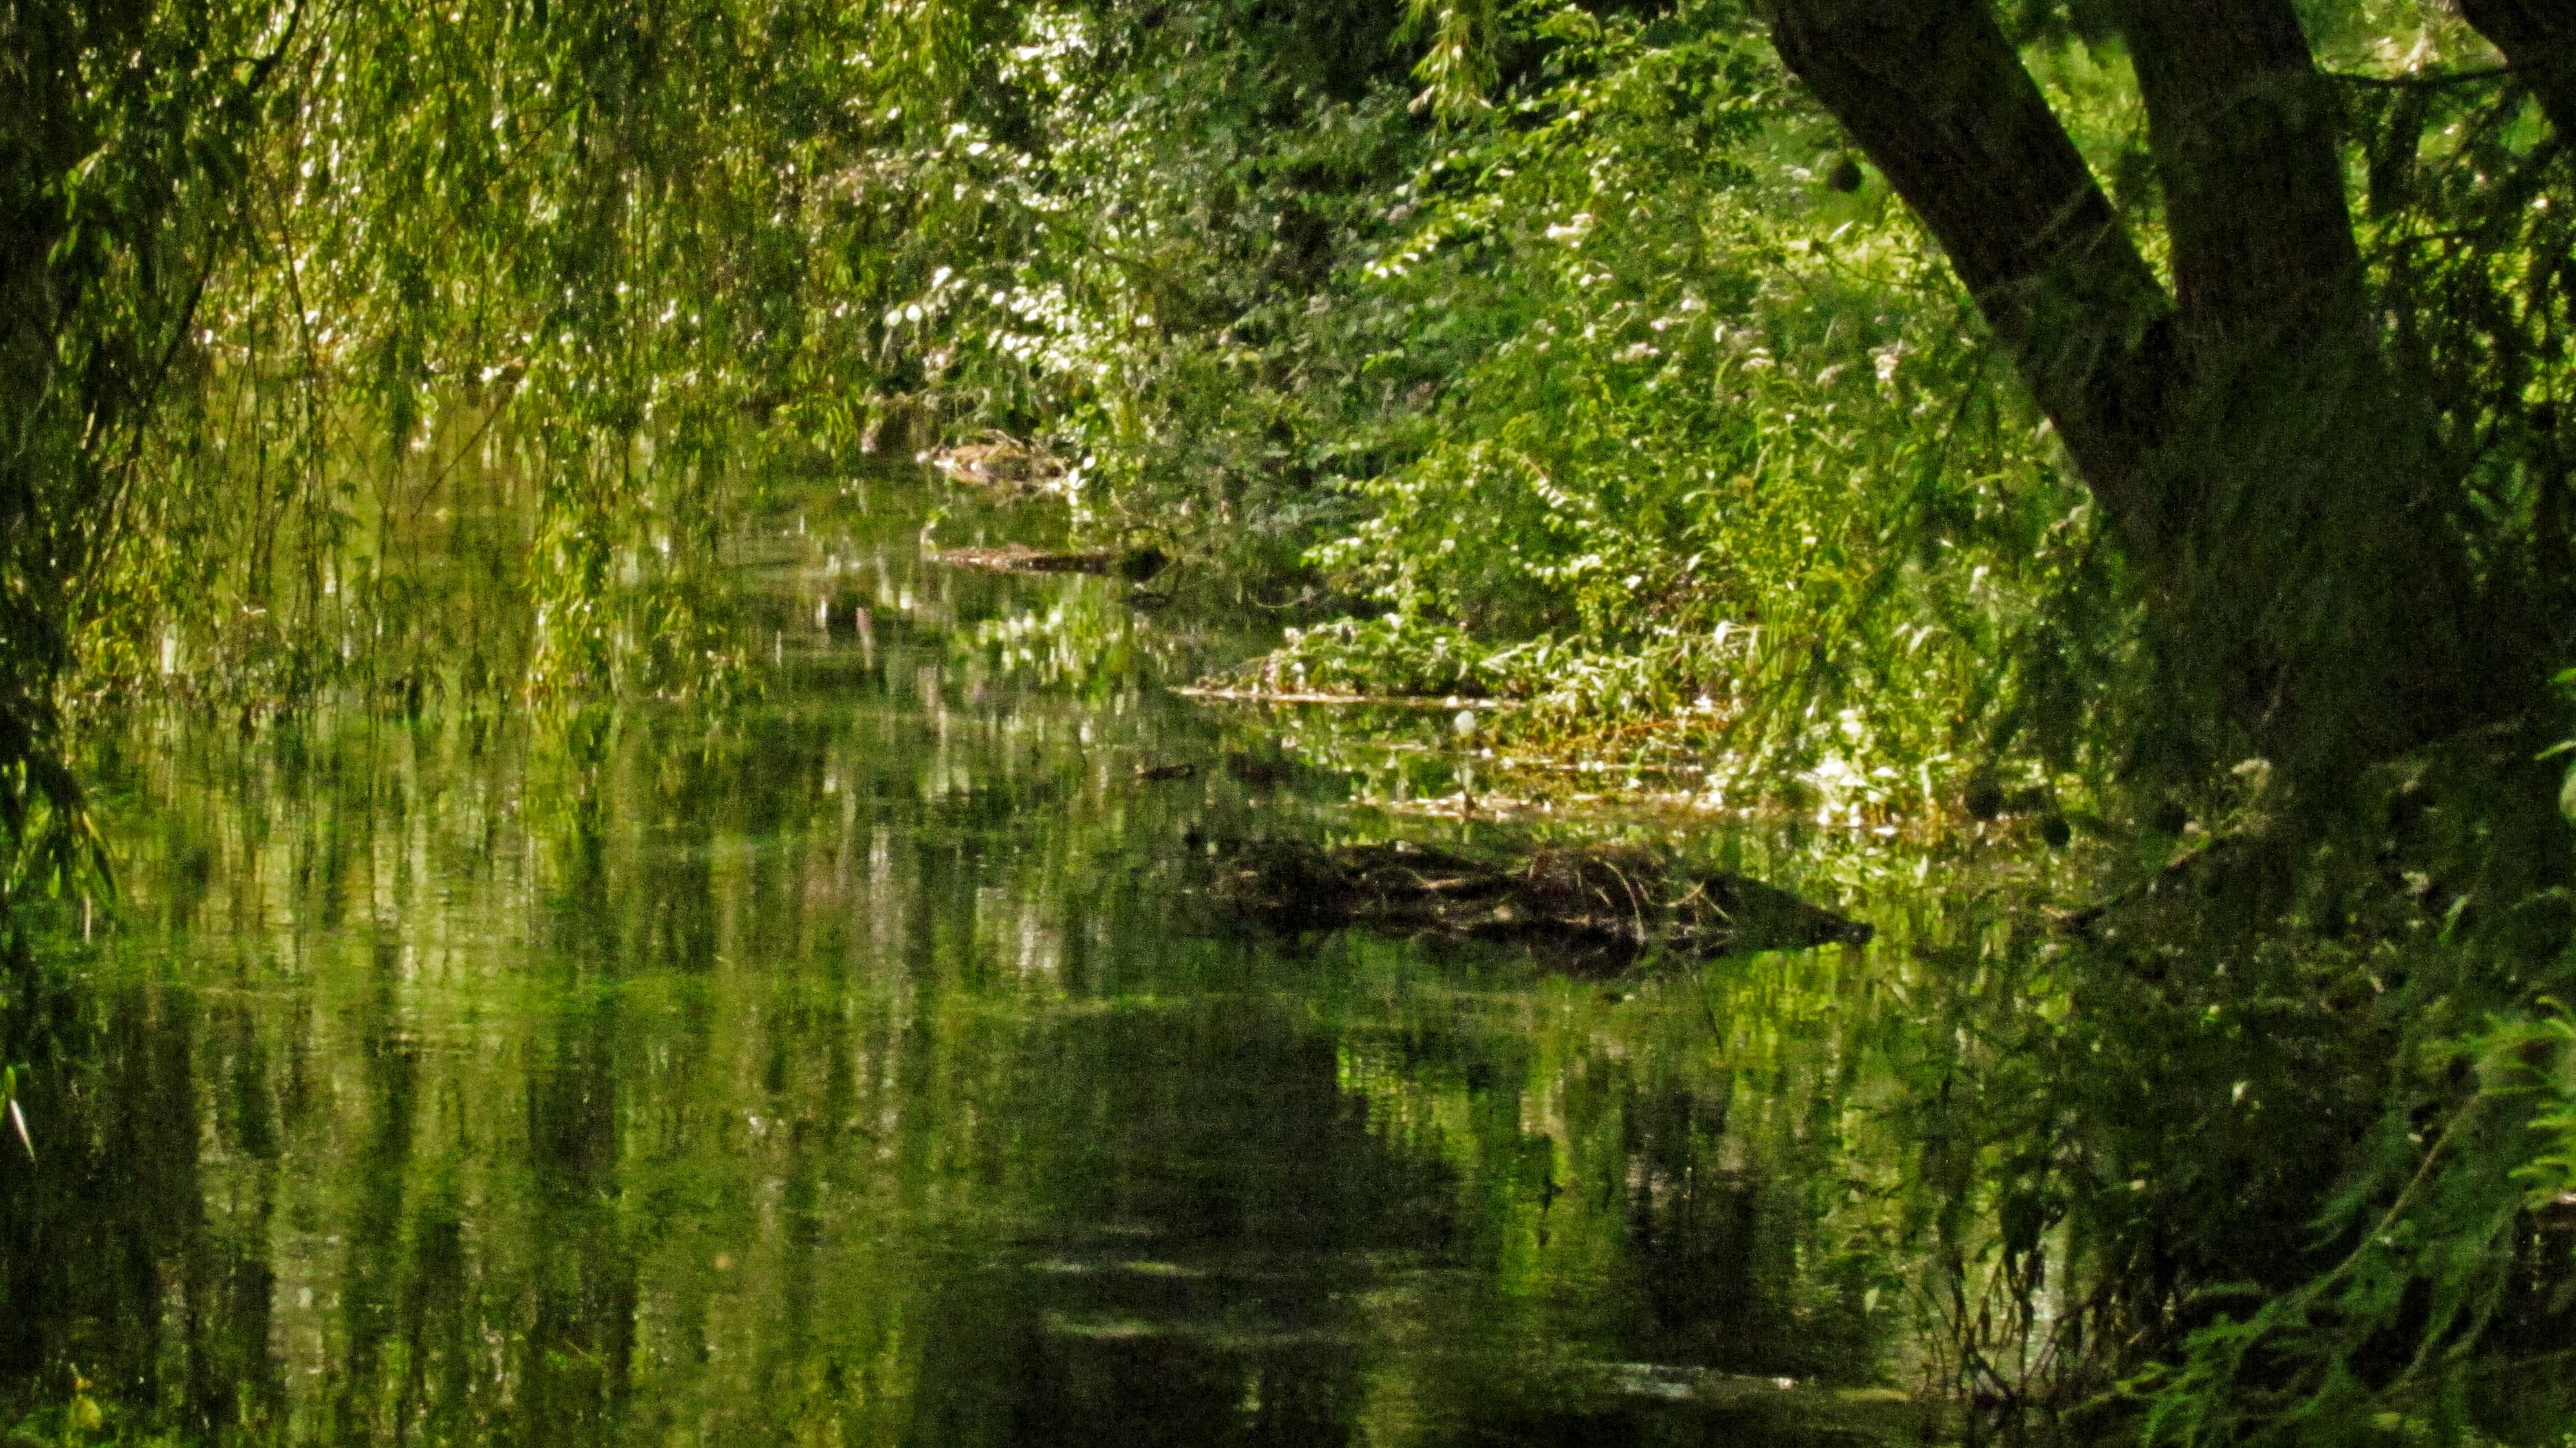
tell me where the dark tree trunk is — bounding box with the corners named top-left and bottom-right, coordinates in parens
top-left (2110, 1), bottom-right (2488, 778)
top-left (1763, 0), bottom-right (2180, 562)
top-left (2113, 0), bottom-right (2364, 361)
top-left (2457, 0), bottom-right (2576, 140)
top-left (1765, 0), bottom-right (2510, 796)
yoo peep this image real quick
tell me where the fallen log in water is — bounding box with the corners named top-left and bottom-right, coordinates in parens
top-left (927, 544), bottom-right (1117, 574)
top-left (919, 438), bottom-right (1066, 495)
top-left (1205, 836), bottom-right (1870, 965)
top-left (925, 543), bottom-right (1169, 579)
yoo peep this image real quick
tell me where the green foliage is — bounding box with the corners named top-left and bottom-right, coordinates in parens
top-left (927, 3), bottom-right (2576, 1442)
top-left (3, 1370), bottom-right (174, 1448)
top-left (10, 0), bottom-right (1079, 758)
top-left (1, 0), bottom-right (2573, 1441)
top-left (126, 0), bottom-right (991, 710)
top-left (1878, 744), bottom-right (2576, 1447)
top-left (928, 0), bottom-right (1421, 571)
top-left (984, 0), bottom-right (2092, 805)
top-left (0, 0), bottom-right (290, 881)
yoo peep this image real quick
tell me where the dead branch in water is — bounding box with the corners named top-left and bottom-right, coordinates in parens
top-left (925, 544), bottom-right (1117, 575)
top-left (1203, 836), bottom-right (1870, 969)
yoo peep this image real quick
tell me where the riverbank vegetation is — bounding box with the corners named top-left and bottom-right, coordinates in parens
top-left (6, 0), bottom-right (2576, 1440)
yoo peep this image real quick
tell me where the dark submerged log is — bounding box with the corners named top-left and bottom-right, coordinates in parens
top-left (1206, 838), bottom-right (1871, 967)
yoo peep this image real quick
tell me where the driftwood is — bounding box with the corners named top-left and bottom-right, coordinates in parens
top-left (1206, 837), bottom-right (1870, 966)
top-left (926, 543), bottom-right (1170, 580)
top-left (927, 544), bottom-right (1117, 575)
top-left (1176, 685), bottom-right (1508, 709)
top-left (920, 439), bottom-right (1064, 493)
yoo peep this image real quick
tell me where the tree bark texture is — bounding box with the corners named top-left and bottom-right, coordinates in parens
top-left (2112, 0), bottom-right (2366, 363)
top-left (1766, 0), bottom-right (2505, 789)
top-left (2114, 0), bottom-right (2488, 776)
top-left (1765, 0), bottom-right (2179, 561)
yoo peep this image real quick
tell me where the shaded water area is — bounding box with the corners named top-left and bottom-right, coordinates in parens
top-left (0, 467), bottom-right (1955, 1446)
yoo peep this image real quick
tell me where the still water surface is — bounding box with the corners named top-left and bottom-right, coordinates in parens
top-left (0, 471), bottom-right (1933, 1445)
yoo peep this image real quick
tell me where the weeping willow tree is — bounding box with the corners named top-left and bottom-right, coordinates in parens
top-left (0, 0), bottom-right (1042, 886)
top-left (1768, 0), bottom-right (2573, 811)
top-left (0, 0), bottom-right (294, 887)
top-left (3, 0), bottom-right (2575, 1438)
top-left (129, 0), bottom-right (1035, 710)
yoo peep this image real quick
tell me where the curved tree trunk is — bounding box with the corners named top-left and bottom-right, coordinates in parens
top-left (1765, 0), bottom-right (2511, 796)
top-left (2111, 0), bottom-right (2491, 782)
top-left (1763, 0), bottom-right (2180, 565)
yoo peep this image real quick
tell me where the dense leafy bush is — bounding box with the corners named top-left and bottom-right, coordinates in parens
top-left (6, 0), bottom-right (2576, 1440)
top-left (933, 3), bottom-right (2576, 1442)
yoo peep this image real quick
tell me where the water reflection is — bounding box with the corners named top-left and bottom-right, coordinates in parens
top-left (0, 471), bottom-right (1924, 1445)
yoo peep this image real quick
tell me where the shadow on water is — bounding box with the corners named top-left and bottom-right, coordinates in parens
top-left (0, 465), bottom-right (1938, 1445)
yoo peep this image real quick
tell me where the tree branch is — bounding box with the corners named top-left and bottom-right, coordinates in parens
top-left (1764, 0), bottom-right (2180, 562)
top-left (2456, 0), bottom-right (2576, 140)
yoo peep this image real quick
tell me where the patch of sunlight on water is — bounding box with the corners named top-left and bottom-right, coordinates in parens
top-left (0, 463), bottom-right (1935, 1446)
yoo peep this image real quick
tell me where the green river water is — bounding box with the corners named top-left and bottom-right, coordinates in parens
top-left (0, 467), bottom-right (1963, 1446)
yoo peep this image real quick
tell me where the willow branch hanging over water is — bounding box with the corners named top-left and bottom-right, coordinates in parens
top-left (1, 0), bottom-right (2575, 1441)
top-left (6, 0), bottom-right (1046, 870)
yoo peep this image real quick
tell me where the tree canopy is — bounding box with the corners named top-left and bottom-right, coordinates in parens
top-left (2, 0), bottom-right (2575, 1439)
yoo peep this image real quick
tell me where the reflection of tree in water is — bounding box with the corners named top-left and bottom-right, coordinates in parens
top-left (1302, 957), bottom-right (1904, 1448)
top-left (522, 728), bottom-right (644, 1448)
top-left (334, 938), bottom-right (422, 1445)
top-left (523, 992), bottom-right (638, 1448)
top-left (0, 496), bottom-right (1920, 1445)
top-left (0, 954), bottom-right (288, 1438)
top-left (1614, 1078), bottom-right (1879, 1382)
top-left (902, 1003), bottom-right (1434, 1448)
